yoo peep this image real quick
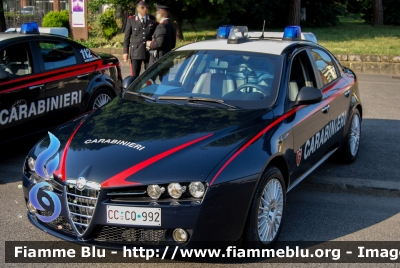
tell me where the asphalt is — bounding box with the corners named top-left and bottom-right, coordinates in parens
top-left (1, 71), bottom-right (400, 267)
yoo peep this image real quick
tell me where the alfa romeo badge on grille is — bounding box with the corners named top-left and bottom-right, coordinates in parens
top-left (76, 177), bottom-right (87, 191)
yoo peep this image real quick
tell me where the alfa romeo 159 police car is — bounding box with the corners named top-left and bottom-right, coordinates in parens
top-left (0, 22), bottom-right (122, 143)
top-left (22, 25), bottom-right (362, 249)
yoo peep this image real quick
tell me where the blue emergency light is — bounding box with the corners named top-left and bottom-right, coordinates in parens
top-left (283, 26), bottom-right (301, 40)
top-left (217, 25), bottom-right (234, 39)
top-left (20, 22), bottom-right (39, 34)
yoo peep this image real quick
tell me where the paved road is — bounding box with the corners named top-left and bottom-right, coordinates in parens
top-left (1, 72), bottom-right (400, 267)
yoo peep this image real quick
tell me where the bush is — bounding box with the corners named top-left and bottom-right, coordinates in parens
top-left (98, 8), bottom-right (119, 42)
top-left (42, 11), bottom-right (69, 28)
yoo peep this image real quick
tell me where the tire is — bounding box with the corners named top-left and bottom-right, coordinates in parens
top-left (243, 166), bottom-right (286, 249)
top-left (336, 109), bottom-right (361, 163)
top-left (87, 88), bottom-right (113, 111)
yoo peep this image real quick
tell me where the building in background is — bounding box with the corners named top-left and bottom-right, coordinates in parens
top-left (3, 0), bottom-right (69, 28)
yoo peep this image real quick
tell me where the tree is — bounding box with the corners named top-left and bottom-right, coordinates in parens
top-left (88, 0), bottom-right (136, 32)
top-left (0, 0), bottom-right (6, 32)
top-left (372, 0), bottom-right (384, 26)
top-left (288, 0), bottom-right (301, 25)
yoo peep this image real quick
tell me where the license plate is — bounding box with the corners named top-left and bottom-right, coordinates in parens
top-left (106, 205), bottom-right (161, 226)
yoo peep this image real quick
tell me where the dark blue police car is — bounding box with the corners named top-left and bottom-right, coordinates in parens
top-left (0, 23), bottom-right (122, 143)
top-left (22, 25), bottom-right (362, 250)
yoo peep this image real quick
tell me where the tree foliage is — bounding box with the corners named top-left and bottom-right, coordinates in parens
top-left (98, 8), bottom-right (119, 41)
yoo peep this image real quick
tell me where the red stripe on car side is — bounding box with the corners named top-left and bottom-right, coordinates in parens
top-left (209, 109), bottom-right (298, 186)
top-left (0, 60), bottom-right (112, 94)
top-left (101, 134), bottom-right (214, 188)
top-left (209, 79), bottom-right (351, 186)
top-left (54, 119), bottom-right (87, 181)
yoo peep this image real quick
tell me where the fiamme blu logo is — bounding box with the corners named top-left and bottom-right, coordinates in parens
top-left (28, 132), bottom-right (62, 223)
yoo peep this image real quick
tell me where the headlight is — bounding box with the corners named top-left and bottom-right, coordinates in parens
top-left (27, 157), bottom-right (36, 171)
top-left (147, 185), bottom-right (165, 200)
top-left (167, 183), bottom-right (186, 199)
top-left (189, 182), bottom-right (205, 198)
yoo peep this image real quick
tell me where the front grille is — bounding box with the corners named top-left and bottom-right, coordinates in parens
top-left (66, 186), bottom-right (99, 235)
top-left (94, 225), bottom-right (166, 243)
top-left (37, 210), bottom-right (75, 237)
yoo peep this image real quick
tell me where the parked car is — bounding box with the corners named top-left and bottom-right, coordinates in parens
top-left (22, 26), bottom-right (362, 250)
top-left (0, 23), bottom-right (122, 143)
top-left (21, 6), bottom-right (44, 17)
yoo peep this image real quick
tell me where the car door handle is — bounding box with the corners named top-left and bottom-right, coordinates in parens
top-left (77, 73), bottom-right (90, 79)
top-left (321, 105), bottom-right (330, 113)
top-left (344, 89), bottom-right (350, 97)
top-left (29, 84), bottom-right (45, 91)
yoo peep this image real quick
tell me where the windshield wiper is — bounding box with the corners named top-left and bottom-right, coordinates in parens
top-left (158, 96), bottom-right (238, 109)
top-left (126, 91), bottom-right (156, 102)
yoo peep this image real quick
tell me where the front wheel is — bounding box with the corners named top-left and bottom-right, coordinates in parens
top-left (88, 88), bottom-right (113, 110)
top-left (243, 166), bottom-right (286, 249)
top-left (336, 109), bottom-right (361, 163)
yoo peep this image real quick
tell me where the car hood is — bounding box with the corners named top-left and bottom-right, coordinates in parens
top-left (31, 97), bottom-right (273, 188)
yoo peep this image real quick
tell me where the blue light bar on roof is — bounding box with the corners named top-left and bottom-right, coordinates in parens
top-left (217, 25), bottom-right (234, 39)
top-left (283, 26), bottom-right (301, 40)
top-left (227, 26), bottom-right (248, 44)
top-left (20, 22), bottom-right (39, 34)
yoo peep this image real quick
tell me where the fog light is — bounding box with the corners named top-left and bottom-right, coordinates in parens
top-left (147, 185), bottom-right (165, 200)
top-left (27, 201), bottom-right (37, 213)
top-left (27, 157), bottom-right (36, 171)
top-left (168, 183), bottom-right (186, 199)
top-left (172, 228), bottom-right (188, 242)
top-left (189, 182), bottom-right (205, 198)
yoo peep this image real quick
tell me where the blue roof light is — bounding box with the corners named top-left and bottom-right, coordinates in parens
top-left (20, 22), bottom-right (39, 34)
top-left (283, 26), bottom-right (301, 40)
top-left (217, 25), bottom-right (234, 39)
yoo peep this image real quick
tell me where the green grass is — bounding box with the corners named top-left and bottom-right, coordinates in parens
top-left (83, 15), bottom-right (400, 56)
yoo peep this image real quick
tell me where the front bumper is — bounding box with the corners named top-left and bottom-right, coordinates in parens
top-left (23, 173), bottom-right (202, 249)
top-left (23, 172), bottom-right (258, 249)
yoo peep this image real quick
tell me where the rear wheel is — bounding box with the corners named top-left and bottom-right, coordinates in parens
top-left (243, 166), bottom-right (286, 249)
top-left (88, 88), bottom-right (113, 110)
top-left (336, 109), bottom-right (361, 163)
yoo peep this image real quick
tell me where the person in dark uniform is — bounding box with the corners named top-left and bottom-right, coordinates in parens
top-left (123, 0), bottom-right (157, 79)
top-left (146, 4), bottom-right (176, 67)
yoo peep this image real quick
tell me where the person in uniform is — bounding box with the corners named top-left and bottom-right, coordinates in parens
top-left (123, 0), bottom-right (157, 79)
top-left (146, 4), bottom-right (176, 67)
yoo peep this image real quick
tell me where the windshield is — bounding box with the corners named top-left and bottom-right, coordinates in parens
top-left (22, 7), bottom-right (34, 11)
top-left (126, 50), bottom-right (283, 109)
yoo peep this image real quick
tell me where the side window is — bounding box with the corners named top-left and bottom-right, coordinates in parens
top-left (38, 41), bottom-right (77, 71)
top-left (0, 43), bottom-right (32, 79)
top-left (311, 49), bottom-right (338, 86)
top-left (288, 51), bottom-right (317, 102)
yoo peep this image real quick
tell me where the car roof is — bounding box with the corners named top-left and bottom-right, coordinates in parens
top-left (176, 39), bottom-right (299, 55)
top-left (0, 33), bottom-right (68, 42)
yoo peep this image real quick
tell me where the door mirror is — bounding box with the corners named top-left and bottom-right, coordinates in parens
top-left (295, 87), bottom-right (323, 105)
top-left (122, 76), bottom-right (136, 91)
top-left (0, 69), bottom-right (10, 82)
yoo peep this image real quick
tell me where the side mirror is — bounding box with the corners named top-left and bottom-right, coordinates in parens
top-left (295, 87), bottom-right (323, 105)
top-left (122, 76), bottom-right (136, 91)
top-left (0, 69), bottom-right (10, 82)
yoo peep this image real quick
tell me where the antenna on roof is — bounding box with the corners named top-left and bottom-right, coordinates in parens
top-left (259, 20), bottom-right (266, 39)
